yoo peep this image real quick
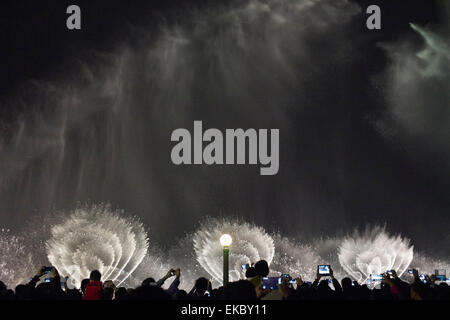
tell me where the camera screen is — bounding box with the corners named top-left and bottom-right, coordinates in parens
top-left (370, 274), bottom-right (383, 281)
top-left (318, 265), bottom-right (330, 275)
top-left (262, 277), bottom-right (279, 290)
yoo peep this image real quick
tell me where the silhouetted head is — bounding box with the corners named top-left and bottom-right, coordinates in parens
top-left (4, 289), bottom-right (15, 300)
top-left (254, 260), bottom-right (269, 277)
top-left (141, 278), bottom-right (156, 287)
top-left (194, 277), bottom-right (209, 295)
top-left (89, 270), bottom-right (102, 282)
top-left (0, 281), bottom-right (6, 292)
top-left (80, 278), bottom-right (90, 293)
top-left (245, 267), bottom-right (257, 278)
top-left (341, 277), bottom-right (352, 290)
top-left (14, 284), bottom-right (29, 300)
top-left (437, 283), bottom-right (450, 299)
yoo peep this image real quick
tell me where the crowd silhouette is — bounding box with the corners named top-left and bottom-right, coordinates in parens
top-left (0, 261), bottom-right (449, 300)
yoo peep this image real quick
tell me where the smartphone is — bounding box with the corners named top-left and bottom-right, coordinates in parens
top-left (262, 277), bottom-right (279, 290)
top-left (318, 265), bottom-right (331, 276)
top-left (408, 269), bottom-right (414, 274)
top-left (170, 270), bottom-right (175, 276)
top-left (241, 264), bottom-right (247, 270)
top-left (289, 279), bottom-right (297, 284)
top-left (435, 275), bottom-right (446, 281)
top-left (370, 274), bottom-right (383, 281)
top-left (328, 279), bottom-right (333, 283)
top-left (277, 274), bottom-right (292, 285)
top-left (386, 270), bottom-right (393, 275)
top-left (44, 278), bottom-right (51, 283)
top-left (351, 281), bottom-right (356, 286)
top-left (419, 274), bottom-right (427, 283)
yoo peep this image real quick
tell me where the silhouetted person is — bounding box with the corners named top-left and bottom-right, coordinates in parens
top-left (189, 277), bottom-right (211, 300)
top-left (245, 267), bottom-right (257, 278)
top-left (254, 260), bottom-right (269, 277)
top-left (14, 284), bottom-right (31, 300)
top-left (141, 277), bottom-right (156, 287)
top-left (83, 270), bottom-right (103, 300)
top-left (249, 260), bottom-right (270, 288)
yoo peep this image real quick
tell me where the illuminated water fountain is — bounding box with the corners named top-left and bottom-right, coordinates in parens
top-left (338, 226), bottom-right (413, 284)
top-left (193, 218), bottom-right (275, 286)
top-left (46, 204), bottom-right (148, 288)
top-left (0, 229), bottom-right (35, 287)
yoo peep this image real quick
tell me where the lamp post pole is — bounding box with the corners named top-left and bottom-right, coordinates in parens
top-left (223, 245), bottom-right (229, 286)
top-left (220, 234), bottom-right (232, 287)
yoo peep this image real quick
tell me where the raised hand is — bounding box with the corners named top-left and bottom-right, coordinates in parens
top-left (382, 273), bottom-right (393, 286)
top-left (36, 266), bottom-right (46, 277)
top-left (430, 275), bottom-right (436, 284)
top-left (279, 277), bottom-right (291, 298)
top-left (164, 268), bottom-right (175, 279)
top-left (316, 270), bottom-right (322, 281)
top-left (390, 270), bottom-right (398, 279)
top-left (50, 266), bottom-right (59, 278)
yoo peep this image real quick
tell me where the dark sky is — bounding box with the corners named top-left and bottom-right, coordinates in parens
top-left (0, 0), bottom-right (448, 254)
top-left (0, 0), bottom-right (438, 95)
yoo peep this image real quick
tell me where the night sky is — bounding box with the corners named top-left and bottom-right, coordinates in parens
top-left (0, 0), bottom-right (448, 255)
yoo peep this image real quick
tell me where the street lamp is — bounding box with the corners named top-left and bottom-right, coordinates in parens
top-left (220, 234), bottom-right (232, 286)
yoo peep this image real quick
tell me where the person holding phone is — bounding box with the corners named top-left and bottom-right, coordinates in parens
top-left (381, 271), bottom-right (410, 300)
top-left (311, 265), bottom-right (343, 299)
top-left (188, 277), bottom-right (211, 300)
top-left (166, 268), bottom-right (182, 297)
top-left (24, 266), bottom-right (65, 300)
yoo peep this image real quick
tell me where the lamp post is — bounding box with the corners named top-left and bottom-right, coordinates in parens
top-left (220, 234), bottom-right (232, 286)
